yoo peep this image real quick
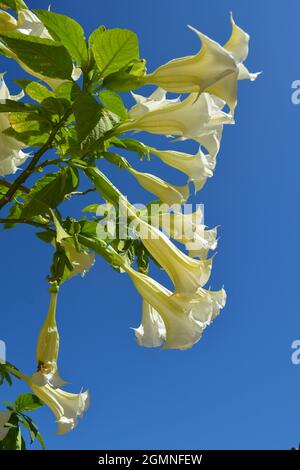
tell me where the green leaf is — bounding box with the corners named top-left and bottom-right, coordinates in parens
top-left (14, 394), bottom-right (44, 413)
top-left (0, 362), bottom-right (20, 386)
top-left (20, 415), bottom-right (45, 449)
top-left (92, 28), bottom-right (139, 78)
top-left (0, 99), bottom-right (37, 113)
top-left (15, 80), bottom-right (54, 103)
top-left (21, 167), bottom-right (79, 218)
top-left (33, 10), bottom-right (88, 67)
top-left (103, 59), bottom-right (146, 92)
top-left (0, 0), bottom-right (26, 12)
top-left (3, 127), bottom-right (49, 146)
top-left (99, 90), bottom-right (127, 120)
top-left (73, 93), bottom-right (103, 142)
top-left (8, 110), bottom-right (51, 133)
top-left (0, 32), bottom-right (73, 79)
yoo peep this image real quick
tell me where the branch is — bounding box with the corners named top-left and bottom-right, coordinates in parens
top-left (0, 111), bottom-right (71, 211)
top-left (0, 179), bottom-right (29, 194)
top-left (0, 218), bottom-right (52, 229)
top-left (64, 188), bottom-right (96, 200)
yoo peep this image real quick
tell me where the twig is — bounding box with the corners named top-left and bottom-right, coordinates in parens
top-left (0, 218), bottom-right (52, 229)
top-left (64, 188), bottom-right (96, 200)
top-left (0, 179), bottom-right (29, 194)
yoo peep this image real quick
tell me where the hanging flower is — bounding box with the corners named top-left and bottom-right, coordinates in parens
top-left (126, 89), bottom-right (233, 158)
top-left (0, 74), bottom-right (29, 176)
top-left (126, 265), bottom-right (226, 350)
top-left (33, 288), bottom-right (66, 388)
top-left (149, 146), bottom-right (215, 193)
top-left (62, 239), bottom-right (95, 280)
top-left (142, 15), bottom-right (259, 113)
top-left (131, 215), bottom-right (213, 294)
top-left (28, 379), bottom-right (90, 435)
top-left (128, 167), bottom-right (190, 206)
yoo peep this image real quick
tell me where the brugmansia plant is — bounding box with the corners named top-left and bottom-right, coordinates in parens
top-left (0, 0), bottom-right (258, 449)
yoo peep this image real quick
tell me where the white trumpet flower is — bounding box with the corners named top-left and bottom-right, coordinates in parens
top-left (128, 167), bottom-right (190, 206)
top-left (62, 239), bottom-right (95, 279)
top-left (0, 412), bottom-right (11, 441)
top-left (126, 265), bottom-right (226, 350)
top-left (159, 208), bottom-right (218, 259)
top-left (0, 74), bottom-right (29, 176)
top-left (127, 90), bottom-right (232, 158)
top-left (150, 146), bottom-right (215, 193)
top-left (28, 380), bottom-right (90, 435)
top-left (133, 216), bottom-right (213, 293)
top-left (143, 15), bottom-right (259, 113)
top-left (33, 289), bottom-right (66, 388)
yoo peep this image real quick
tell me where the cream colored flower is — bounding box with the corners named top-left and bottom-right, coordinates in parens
top-left (28, 380), bottom-right (90, 435)
top-left (158, 208), bottom-right (218, 259)
top-left (150, 146), bottom-right (215, 193)
top-left (0, 74), bottom-right (29, 176)
top-left (132, 216), bottom-right (213, 293)
top-left (126, 265), bottom-right (226, 350)
top-left (33, 290), bottom-right (66, 388)
top-left (128, 167), bottom-right (190, 206)
top-left (142, 16), bottom-right (259, 113)
top-left (62, 239), bottom-right (95, 279)
top-left (126, 90), bottom-right (232, 158)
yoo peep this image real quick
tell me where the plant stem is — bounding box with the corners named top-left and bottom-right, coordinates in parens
top-left (0, 218), bottom-right (52, 229)
top-left (0, 180), bottom-right (29, 194)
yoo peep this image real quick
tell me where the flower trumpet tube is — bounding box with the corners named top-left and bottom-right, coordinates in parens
top-left (125, 90), bottom-right (233, 158)
top-left (28, 381), bottom-right (90, 435)
top-left (128, 167), bottom-right (190, 206)
top-left (149, 146), bottom-right (215, 193)
top-left (33, 286), bottom-right (66, 388)
top-left (0, 74), bottom-right (29, 176)
top-left (132, 215), bottom-right (213, 293)
top-left (125, 265), bottom-right (226, 350)
top-left (142, 16), bottom-right (259, 113)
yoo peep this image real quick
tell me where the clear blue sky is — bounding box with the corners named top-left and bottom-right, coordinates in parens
top-left (1, 0), bottom-right (300, 450)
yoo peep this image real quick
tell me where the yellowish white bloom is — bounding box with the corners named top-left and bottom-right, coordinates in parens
top-left (0, 74), bottom-right (29, 176)
top-left (62, 239), bottom-right (95, 279)
top-left (126, 265), bottom-right (226, 350)
top-left (0, 411), bottom-right (11, 441)
top-left (127, 89), bottom-right (232, 158)
top-left (143, 15), bottom-right (259, 113)
top-left (28, 379), bottom-right (90, 435)
top-left (128, 167), bottom-right (190, 206)
top-left (158, 208), bottom-right (218, 259)
top-left (133, 216), bottom-right (212, 293)
top-left (33, 289), bottom-right (66, 388)
top-left (150, 146), bottom-right (215, 193)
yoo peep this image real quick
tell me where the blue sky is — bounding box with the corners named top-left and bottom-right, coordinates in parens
top-left (1, 0), bottom-right (300, 450)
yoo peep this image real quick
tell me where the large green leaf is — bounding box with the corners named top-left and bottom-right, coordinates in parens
top-left (99, 90), bottom-right (127, 120)
top-left (73, 93), bottom-right (103, 142)
top-left (0, 32), bottom-right (73, 79)
top-left (21, 167), bottom-right (79, 218)
top-left (14, 394), bottom-right (44, 413)
top-left (15, 80), bottom-right (54, 103)
top-left (33, 10), bottom-right (88, 66)
top-left (0, 99), bottom-right (37, 112)
top-left (92, 28), bottom-right (139, 78)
